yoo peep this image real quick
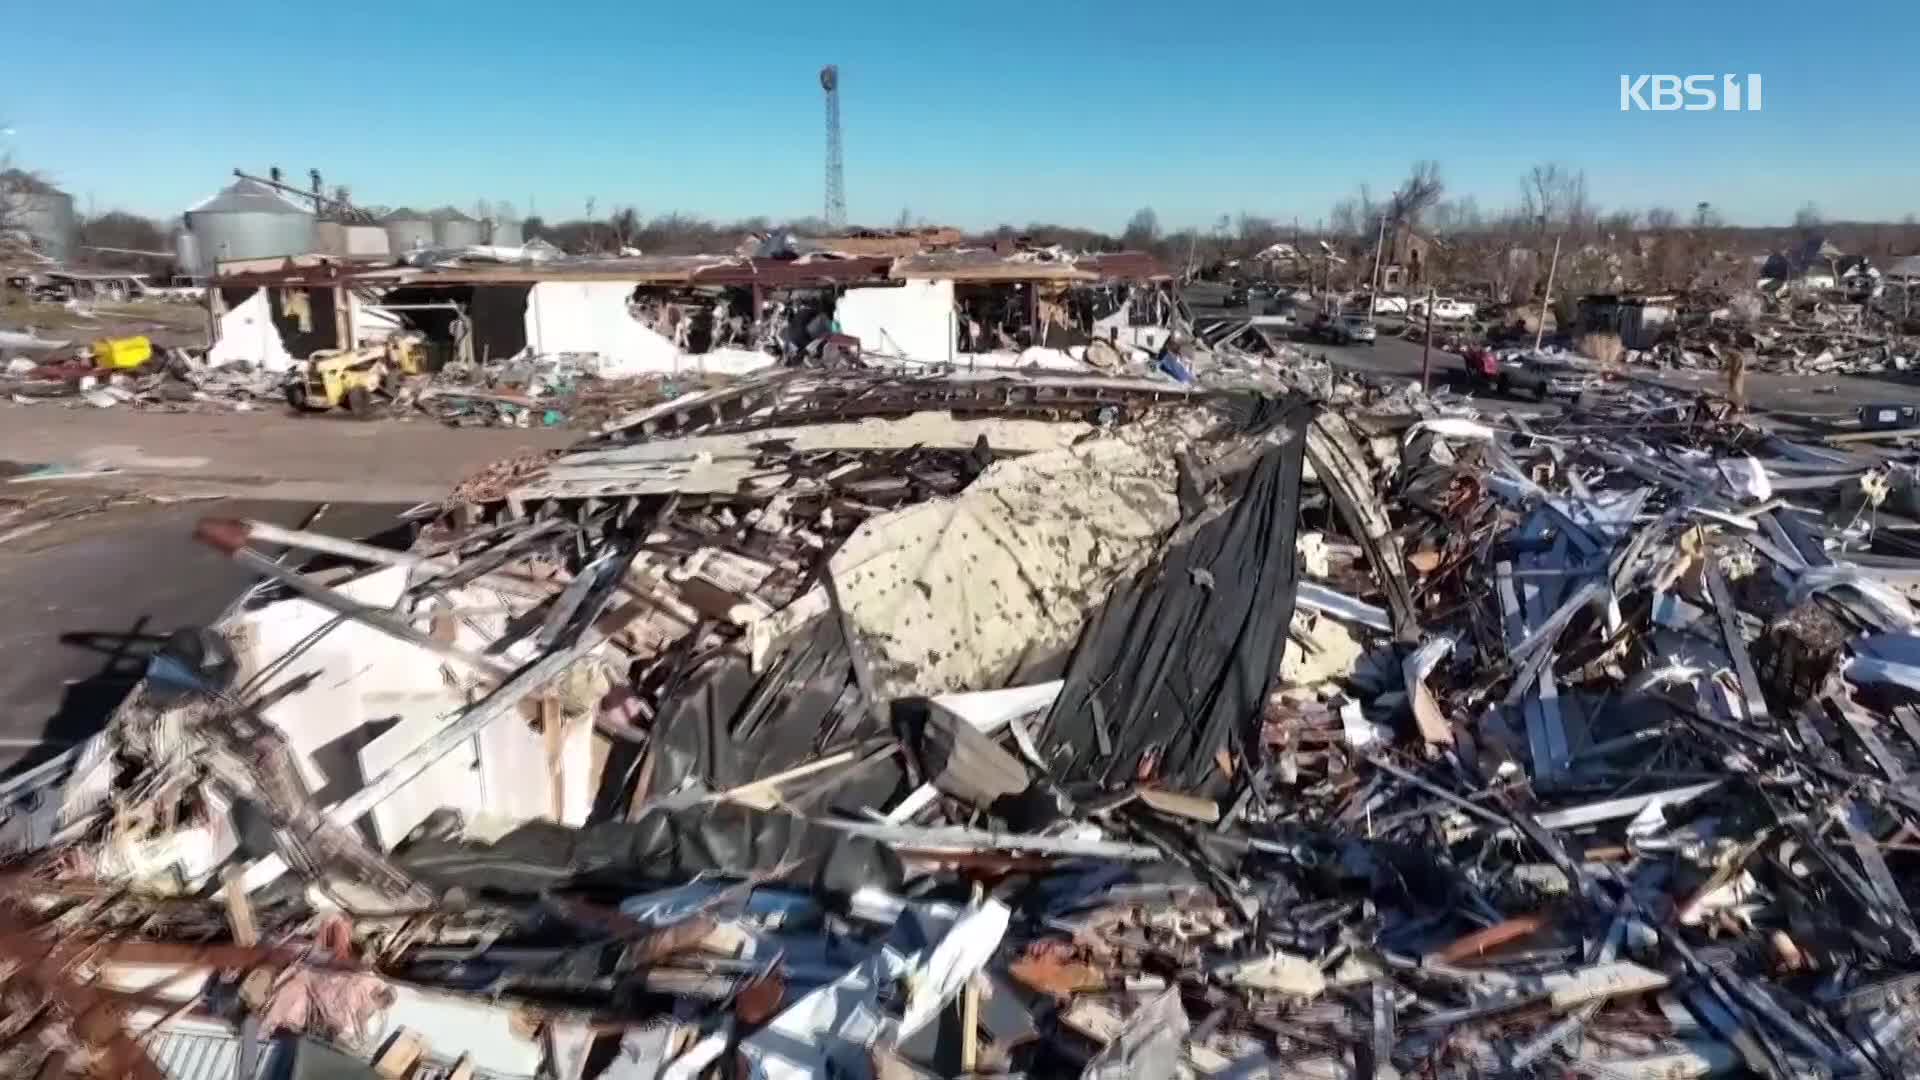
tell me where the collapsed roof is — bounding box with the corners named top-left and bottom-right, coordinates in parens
top-left (5, 365), bottom-right (1920, 1077)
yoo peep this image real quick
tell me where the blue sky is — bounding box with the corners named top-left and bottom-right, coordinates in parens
top-left (4, 0), bottom-right (1914, 231)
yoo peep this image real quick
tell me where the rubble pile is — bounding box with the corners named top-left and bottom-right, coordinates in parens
top-left (5, 367), bottom-right (1920, 1078)
top-left (5, 351), bottom-right (297, 413)
top-left (1623, 294), bottom-right (1918, 376)
top-left (3, 348), bottom-right (732, 429)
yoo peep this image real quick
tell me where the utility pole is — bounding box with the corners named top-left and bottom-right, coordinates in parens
top-left (1368, 214), bottom-right (1387, 321)
top-left (1534, 234), bottom-right (1562, 352)
top-left (1421, 283), bottom-right (1436, 391)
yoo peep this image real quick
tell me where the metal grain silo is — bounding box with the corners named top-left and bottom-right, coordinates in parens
top-left (429, 207), bottom-right (482, 248)
top-left (488, 218), bottom-right (523, 246)
top-left (174, 231), bottom-right (202, 278)
top-left (384, 208), bottom-right (435, 252)
top-left (184, 178), bottom-right (315, 268)
top-left (0, 170), bottom-right (77, 262)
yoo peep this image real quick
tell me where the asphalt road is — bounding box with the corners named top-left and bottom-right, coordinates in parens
top-left (0, 408), bottom-right (559, 783)
top-left (1188, 280), bottom-right (1917, 418)
top-left (0, 496), bottom-right (404, 781)
top-left (1311, 330), bottom-right (1920, 418)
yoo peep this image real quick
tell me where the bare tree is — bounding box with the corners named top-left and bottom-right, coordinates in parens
top-left (895, 206), bottom-right (912, 230)
top-left (609, 206), bottom-right (640, 251)
top-left (1600, 210), bottom-right (1640, 242)
top-left (1210, 213), bottom-right (1232, 259)
top-left (1692, 201), bottom-right (1721, 229)
top-left (1235, 213), bottom-right (1280, 260)
top-left (75, 211), bottom-right (169, 270)
top-left (1794, 202), bottom-right (1822, 229)
top-left (1386, 160), bottom-right (1445, 231)
top-left (1430, 196), bottom-right (1482, 236)
top-left (1121, 207), bottom-right (1160, 249)
top-left (1329, 197), bottom-right (1361, 239)
top-left (1646, 206), bottom-right (1679, 232)
top-left (1520, 163), bottom-right (1591, 235)
top-left (0, 151), bottom-right (49, 256)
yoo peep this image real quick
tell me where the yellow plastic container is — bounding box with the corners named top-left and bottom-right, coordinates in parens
top-left (93, 335), bottom-right (153, 370)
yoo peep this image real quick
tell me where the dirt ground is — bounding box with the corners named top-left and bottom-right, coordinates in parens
top-left (0, 403), bottom-right (577, 502)
top-left (1, 296), bottom-right (211, 349)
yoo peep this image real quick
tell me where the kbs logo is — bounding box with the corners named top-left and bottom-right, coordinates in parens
top-left (1620, 74), bottom-right (1762, 111)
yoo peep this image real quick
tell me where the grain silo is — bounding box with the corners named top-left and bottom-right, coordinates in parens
top-left (384, 208), bottom-right (435, 253)
top-left (173, 231), bottom-right (201, 278)
top-left (184, 178), bottom-right (315, 271)
top-left (0, 169), bottom-right (77, 263)
top-left (488, 217), bottom-right (524, 246)
top-left (429, 206), bottom-right (482, 248)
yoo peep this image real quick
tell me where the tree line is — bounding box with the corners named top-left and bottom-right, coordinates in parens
top-left (15, 159), bottom-right (1920, 293)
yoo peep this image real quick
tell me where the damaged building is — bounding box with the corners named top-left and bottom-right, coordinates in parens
top-left (203, 246), bottom-right (1176, 384)
top-left (5, 354), bottom-right (1920, 1078)
top-left (1577, 293), bottom-right (1678, 350)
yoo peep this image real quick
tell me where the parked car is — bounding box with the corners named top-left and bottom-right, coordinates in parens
top-left (1324, 316), bottom-right (1377, 345)
top-left (1471, 352), bottom-right (1600, 400)
top-left (1368, 294), bottom-right (1410, 315)
top-left (1410, 296), bottom-right (1477, 321)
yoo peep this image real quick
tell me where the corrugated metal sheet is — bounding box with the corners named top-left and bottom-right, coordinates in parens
top-left (1077, 251), bottom-right (1168, 281)
top-left (0, 743), bottom-right (85, 858)
top-left (144, 1023), bottom-right (250, 1080)
top-left (139, 1019), bottom-right (529, 1080)
top-left (212, 249), bottom-right (1162, 289)
top-left (892, 249), bottom-right (1098, 282)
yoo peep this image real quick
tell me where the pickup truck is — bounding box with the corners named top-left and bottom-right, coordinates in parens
top-left (1410, 296), bottom-right (1477, 321)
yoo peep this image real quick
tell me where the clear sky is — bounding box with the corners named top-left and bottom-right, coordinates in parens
top-left (3, 0), bottom-right (1914, 232)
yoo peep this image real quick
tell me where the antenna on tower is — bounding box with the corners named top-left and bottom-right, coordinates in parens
top-left (820, 65), bottom-right (845, 229)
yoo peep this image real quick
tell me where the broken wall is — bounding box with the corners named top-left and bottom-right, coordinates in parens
top-left (268, 286), bottom-right (338, 358)
top-left (208, 288), bottom-right (296, 371)
top-left (198, 567), bottom-right (583, 861)
top-left (469, 284), bottom-right (532, 363)
top-left (521, 280), bottom-right (777, 378)
top-left (836, 279), bottom-right (956, 364)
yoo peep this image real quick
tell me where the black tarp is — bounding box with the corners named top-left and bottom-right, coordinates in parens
top-left (645, 616), bottom-right (902, 814)
top-left (395, 802), bottom-right (903, 899)
top-left (1037, 396), bottom-right (1312, 790)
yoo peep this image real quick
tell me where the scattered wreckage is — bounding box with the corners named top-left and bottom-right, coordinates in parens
top-left (4, 363), bottom-right (1920, 1079)
top-left (1583, 290), bottom-right (1918, 377)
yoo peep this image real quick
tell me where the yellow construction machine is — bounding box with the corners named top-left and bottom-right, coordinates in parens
top-left (283, 336), bottom-right (426, 417)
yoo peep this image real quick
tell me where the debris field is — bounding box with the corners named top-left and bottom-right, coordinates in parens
top-left (4, 363), bottom-right (1920, 1079)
